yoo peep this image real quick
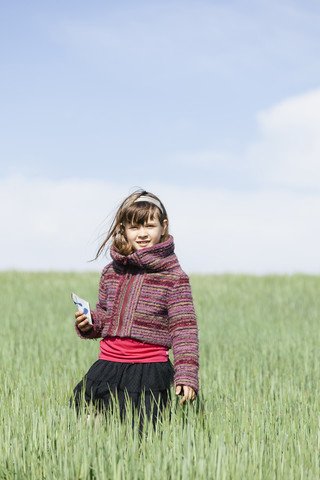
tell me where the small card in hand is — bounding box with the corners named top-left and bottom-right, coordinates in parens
top-left (71, 293), bottom-right (93, 325)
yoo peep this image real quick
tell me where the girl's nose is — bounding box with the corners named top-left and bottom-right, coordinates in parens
top-left (137, 226), bottom-right (148, 237)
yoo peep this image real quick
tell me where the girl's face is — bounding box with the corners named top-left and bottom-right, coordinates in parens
top-left (124, 215), bottom-right (167, 252)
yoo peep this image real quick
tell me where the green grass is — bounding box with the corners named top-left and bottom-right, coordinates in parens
top-left (1, 272), bottom-right (320, 479)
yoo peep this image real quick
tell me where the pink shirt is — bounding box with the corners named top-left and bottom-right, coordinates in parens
top-left (99, 336), bottom-right (169, 363)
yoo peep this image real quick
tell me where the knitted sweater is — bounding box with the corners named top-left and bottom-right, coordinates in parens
top-left (76, 236), bottom-right (199, 392)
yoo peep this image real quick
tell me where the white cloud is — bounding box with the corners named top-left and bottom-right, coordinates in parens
top-left (246, 88), bottom-right (320, 188)
top-left (0, 176), bottom-right (319, 274)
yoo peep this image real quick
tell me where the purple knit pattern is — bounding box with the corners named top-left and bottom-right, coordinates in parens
top-left (76, 236), bottom-right (199, 392)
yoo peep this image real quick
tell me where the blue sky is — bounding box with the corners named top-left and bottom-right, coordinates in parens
top-left (1, 0), bottom-right (320, 272)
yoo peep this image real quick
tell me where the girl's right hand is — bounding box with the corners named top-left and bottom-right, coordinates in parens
top-left (75, 310), bottom-right (93, 333)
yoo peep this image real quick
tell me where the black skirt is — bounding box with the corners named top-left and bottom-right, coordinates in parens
top-left (71, 359), bottom-right (174, 427)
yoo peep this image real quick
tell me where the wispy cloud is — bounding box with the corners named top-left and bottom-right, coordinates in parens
top-left (167, 151), bottom-right (237, 169)
top-left (55, 1), bottom-right (320, 83)
top-left (166, 87), bottom-right (320, 190)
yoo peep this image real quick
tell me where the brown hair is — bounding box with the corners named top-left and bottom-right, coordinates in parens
top-left (95, 190), bottom-right (169, 258)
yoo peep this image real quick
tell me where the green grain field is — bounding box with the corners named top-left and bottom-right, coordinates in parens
top-left (1, 272), bottom-right (320, 479)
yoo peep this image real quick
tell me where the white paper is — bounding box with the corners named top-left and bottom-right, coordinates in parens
top-left (71, 292), bottom-right (92, 325)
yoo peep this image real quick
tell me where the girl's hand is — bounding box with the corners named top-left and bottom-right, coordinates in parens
top-left (75, 310), bottom-right (93, 333)
top-left (175, 385), bottom-right (196, 404)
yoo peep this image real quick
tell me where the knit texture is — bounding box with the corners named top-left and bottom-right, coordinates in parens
top-left (76, 236), bottom-right (199, 392)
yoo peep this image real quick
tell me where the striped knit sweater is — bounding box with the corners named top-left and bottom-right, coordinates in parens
top-left (76, 236), bottom-right (199, 392)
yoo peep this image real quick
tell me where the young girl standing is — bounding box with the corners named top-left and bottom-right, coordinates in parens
top-left (72, 190), bottom-right (199, 425)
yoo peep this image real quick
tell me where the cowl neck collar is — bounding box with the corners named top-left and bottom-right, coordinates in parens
top-left (110, 236), bottom-right (178, 272)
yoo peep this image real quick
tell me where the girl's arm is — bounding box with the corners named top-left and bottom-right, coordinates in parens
top-left (168, 275), bottom-right (199, 395)
top-left (75, 270), bottom-right (109, 339)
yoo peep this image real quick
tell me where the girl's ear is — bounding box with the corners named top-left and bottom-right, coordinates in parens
top-left (161, 219), bottom-right (168, 236)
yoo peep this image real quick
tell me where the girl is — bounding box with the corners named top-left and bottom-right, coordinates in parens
top-left (72, 190), bottom-right (199, 426)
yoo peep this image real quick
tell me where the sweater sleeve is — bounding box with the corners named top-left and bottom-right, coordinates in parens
top-left (75, 269), bottom-right (109, 340)
top-left (168, 275), bottom-right (199, 393)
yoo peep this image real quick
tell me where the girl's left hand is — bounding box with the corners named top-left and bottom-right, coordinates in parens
top-left (175, 385), bottom-right (196, 404)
